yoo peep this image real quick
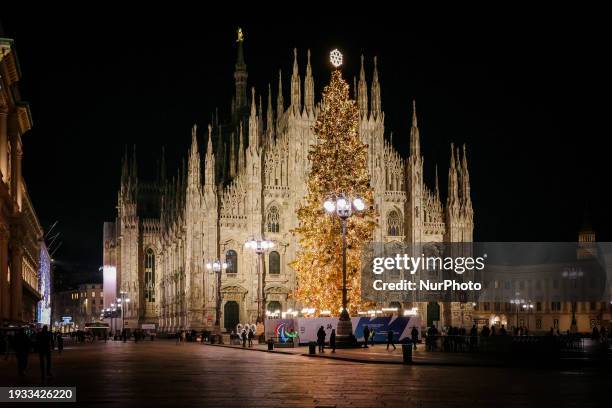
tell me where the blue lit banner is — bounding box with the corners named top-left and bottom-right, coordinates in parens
top-left (265, 316), bottom-right (421, 344)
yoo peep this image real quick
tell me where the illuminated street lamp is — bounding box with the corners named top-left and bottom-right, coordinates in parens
top-left (323, 194), bottom-right (365, 347)
top-left (509, 295), bottom-right (525, 331)
top-left (245, 237), bottom-right (274, 324)
top-left (117, 291), bottom-right (131, 339)
top-left (206, 259), bottom-right (227, 335)
top-left (562, 267), bottom-right (583, 333)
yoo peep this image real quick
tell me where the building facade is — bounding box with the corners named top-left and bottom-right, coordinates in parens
top-left (1, 35), bottom-right (46, 326)
top-left (103, 35), bottom-right (474, 333)
top-left (52, 283), bottom-right (104, 332)
top-left (470, 226), bottom-right (612, 334)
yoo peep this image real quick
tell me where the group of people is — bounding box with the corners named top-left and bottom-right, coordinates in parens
top-left (0, 325), bottom-right (60, 379)
top-left (313, 325), bottom-right (420, 353)
top-left (239, 327), bottom-right (256, 347)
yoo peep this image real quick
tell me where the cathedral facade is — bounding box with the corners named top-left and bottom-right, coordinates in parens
top-left (102, 36), bottom-right (474, 333)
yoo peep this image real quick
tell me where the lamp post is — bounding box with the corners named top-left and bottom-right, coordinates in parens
top-left (562, 267), bottom-right (583, 333)
top-left (206, 259), bottom-right (227, 335)
top-left (509, 295), bottom-right (525, 332)
top-left (244, 237), bottom-right (274, 325)
top-left (323, 194), bottom-right (365, 347)
top-left (521, 301), bottom-right (534, 331)
top-left (117, 291), bottom-right (131, 336)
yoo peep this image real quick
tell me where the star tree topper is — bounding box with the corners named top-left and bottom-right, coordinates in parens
top-left (330, 49), bottom-right (343, 68)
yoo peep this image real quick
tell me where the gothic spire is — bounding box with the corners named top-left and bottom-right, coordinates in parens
top-left (234, 27), bottom-right (248, 113)
top-left (410, 100), bottom-right (420, 158)
top-left (229, 132), bottom-right (236, 178)
top-left (461, 144), bottom-right (472, 209)
top-left (238, 122), bottom-right (245, 171)
top-left (121, 145), bottom-right (129, 186)
top-left (277, 69), bottom-right (284, 118)
top-left (205, 124), bottom-right (215, 186)
top-left (131, 145), bottom-right (138, 183)
top-left (447, 143), bottom-right (459, 209)
top-left (267, 83), bottom-right (274, 141)
top-left (358, 54), bottom-right (368, 117)
top-left (249, 87), bottom-right (259, 150)
top-left (290, 48), bottom-right (301, 112)
top-left (188, 124), bottom-right (201, 190)
top-left (304, 49), bottom-right (315, 113)
top-left (435, 164), bottom-right (440, 200)
top-left (370, 56), bottom-right (381, 118)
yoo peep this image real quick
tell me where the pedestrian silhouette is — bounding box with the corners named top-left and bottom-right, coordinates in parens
top-left (248, 328), bottom-right (254, 347)
top-left (330, 329), bottom-right (336, 353)
top-left (36, 325), bottom-right (53, 379)
top-left (317, 326), bottom-right (326, 353)
top-left (56, 333), bottom-right (64, 354)
top-left (14, 328), bottom-right (30, 376)
top-left (411, 326), bottom-right (419, 350)
top-left (241, 329), bottom-right (247, 348)
top-left (386, 329), bottom-right (396, 350)
top-left (363, 325), bottom-right (370, 348)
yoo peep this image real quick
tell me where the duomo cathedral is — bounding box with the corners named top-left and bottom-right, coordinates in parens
top-left (102, 34), bottom-right (474, 333)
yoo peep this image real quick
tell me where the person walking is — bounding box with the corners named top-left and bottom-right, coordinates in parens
top-left (330, 329), bottom-right (336, 353)
top-left (411, 326), bottom-right (419, 350)
top-left (316, 326), bottom-right (326, 353)
top-left (56, 333), bottom-right (64, 355)
top-left (14, 328), bottom-right (30, 376)
top-left (386, 329), bottom-right (396, 350)
top-left (470, 324), bottom-right (478, 351)
top-left (370, 329), bottom-right (376, 347)
top-left (363, 325), bottom-right (370, 348)
top-left (36, 325), bottom-right (53, 379)
top-left (241, 329), bottom-right (247, 348)
top-left (248, 328), bottom-right (254, 347)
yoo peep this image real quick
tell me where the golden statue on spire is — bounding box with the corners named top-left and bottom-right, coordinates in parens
top-left (236, 27), bottom-right (244, 43)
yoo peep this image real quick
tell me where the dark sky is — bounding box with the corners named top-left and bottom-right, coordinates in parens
top-left (1, 10), bottom-right (609, 272)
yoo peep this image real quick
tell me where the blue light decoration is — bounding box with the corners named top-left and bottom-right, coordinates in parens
top-left (37, 248), bottom-right (51, 325)
top-left (275, 322), bottom-right (298, 343)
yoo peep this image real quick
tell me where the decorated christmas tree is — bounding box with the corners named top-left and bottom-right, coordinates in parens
top-left (291, 50), bottom-right (377, 315)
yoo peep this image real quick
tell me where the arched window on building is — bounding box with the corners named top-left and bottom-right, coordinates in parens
top-left (144, 248), bottom-right (155, 302)
top-left (387, 210), bottom-right (402, 236)
top-left (267, 206), bottom-right (280, 233)
top-left (269, 251), bottom-right (280, 275)
top-left (226, 250), bottom-right (238, 274)
top-left (267, 301), bottom-right (282, 314)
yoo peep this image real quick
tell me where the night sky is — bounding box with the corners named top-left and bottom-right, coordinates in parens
top-left (1, 11), bottom-right (608, 278)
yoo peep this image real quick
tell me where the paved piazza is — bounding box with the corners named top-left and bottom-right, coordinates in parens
top-left (0, 339), bottom-right (609, 407)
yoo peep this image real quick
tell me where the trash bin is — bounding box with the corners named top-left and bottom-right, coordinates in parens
top-left (267, 339), bottom-right (274, 351)
top-left (402, 343), bottom-right (413, 364)
top-left (308, 341), bottom-right (316, 355)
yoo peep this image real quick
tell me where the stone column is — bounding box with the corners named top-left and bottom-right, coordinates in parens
top-left (0, 110), bottom-right (8, 182)
top-left (10, 138), bottom-right (23, 210)
top-left (10, 244), bottom-right (23, 322)
top-left (0, 227), bottom-right (9, 321)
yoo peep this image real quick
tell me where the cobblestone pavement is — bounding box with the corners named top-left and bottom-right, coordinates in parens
top-left (0, 339), bottom-right (609, 407)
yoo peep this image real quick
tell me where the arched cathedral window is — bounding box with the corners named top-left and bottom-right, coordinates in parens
top-left (226, 250), bottom-right (238, 274)
top-left (269, 251), bottom-right (280, 275)
top-left (144, 248), bottom-right (155, 302)
top-left (267, 206), bottom-right (280, 233)
top-left (387, 210), bottom-right (402, 236)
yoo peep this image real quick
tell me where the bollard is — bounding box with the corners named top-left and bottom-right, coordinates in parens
top-left (267, 339), bottom-right (274, 351)
top-left (402, 343), bottom-right (413, 364)
top-left (308, 341), bottom-right (316, 355)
